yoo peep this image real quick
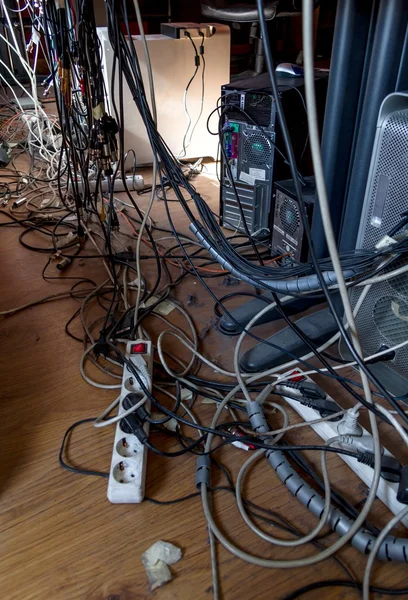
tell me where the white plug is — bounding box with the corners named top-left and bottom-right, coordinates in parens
top-left (338, 434), bottom-right (384, 454)
top-left (337, 407), bottom-right (363, 437)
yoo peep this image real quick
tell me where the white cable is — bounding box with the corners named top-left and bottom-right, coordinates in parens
top-left (200, 384), bottom-right (364, 567)
top-left (0, 288), bottom-right (98, 315)
top-left (94, 393), bottom-right (147, 427)
top-left (358, 261), bottom-right (408, 286)
top-left (236, 433), bottom-right (332, 547)
top-left (157, 329), bottom-right (252, 379)
top-left (80, 344), bottom-right (122, 390)
top-left (363, 505), bottom-right (408, 599)
top-left (198, 0), bottom-right (383, 571)
top-left (153, 384), bottom-right (202, 435)
top-left (373, 402), bottom-right (408, 446)
top-left (255, 409), bottom-right (346, 437)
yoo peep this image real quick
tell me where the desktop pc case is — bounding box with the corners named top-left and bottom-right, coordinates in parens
top-left (271, 177), bottom-right (316, 262)
top-left (219, 73), bottom-right (326, 237)
top-left (340, 92), bottom-right (408, 397)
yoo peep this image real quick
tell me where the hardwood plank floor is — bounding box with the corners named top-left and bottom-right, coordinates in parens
top-left (0, 165), bottom-right (407, 600)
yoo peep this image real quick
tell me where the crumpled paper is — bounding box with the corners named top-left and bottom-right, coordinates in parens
top-left (141, 540), bottom-right (182, 591)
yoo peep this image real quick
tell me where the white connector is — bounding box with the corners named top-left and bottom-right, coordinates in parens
top-left (278, 368), bottom-right (408, 527)
top-left (337, 408), bottom-right (363, 437)
top-left (337, 434), bottom-right (383, 454)
top-left (107, 340), bottom-right (153, 504)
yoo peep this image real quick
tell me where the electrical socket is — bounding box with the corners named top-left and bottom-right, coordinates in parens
top-left (107, 340), bottom-right (153, 503)
top-left (277, 369), bottom-right (408, 527)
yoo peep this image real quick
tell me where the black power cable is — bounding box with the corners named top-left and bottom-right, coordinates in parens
top-left (256, 0), bottom-right (408, 426)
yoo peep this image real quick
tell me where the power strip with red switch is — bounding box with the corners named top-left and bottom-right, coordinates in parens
top-left (107, 340), bottom-right (153, 503)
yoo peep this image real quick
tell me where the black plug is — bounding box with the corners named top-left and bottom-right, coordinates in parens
top-left (358, 452), bottom-right (402, 483)
top-left (299, 397), bottom-right (342, 419)
top-left (397, 466), bottom-right (408, 504)
top-left (93, 336), bottom-right (110, 357)
top-left (283, 380), bottom-right (327, 400)
top-left (120, 393), bottom-right (148, 444)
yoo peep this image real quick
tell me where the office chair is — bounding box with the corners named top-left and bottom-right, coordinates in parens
top-left (201, 1), bottom-right (310, 77)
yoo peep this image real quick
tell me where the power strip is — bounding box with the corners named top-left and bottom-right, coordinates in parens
top-left (277, 369), bottom-right (408, 527)
top-left (68, 174), bottom-right (145, 194)
top-left (107, 340), bottom-right (153, 503)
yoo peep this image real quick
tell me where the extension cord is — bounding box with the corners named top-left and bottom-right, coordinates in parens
top-left (68, 175), bottom-right (144, 194)
top-left (107, 340), bottom-right (153, 503)
top-left (277, 368), bottom-right (408, 527)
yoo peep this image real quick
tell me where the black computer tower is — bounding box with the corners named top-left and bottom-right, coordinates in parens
top-left (271, 177), bottom-right (316, 262)
top-left (219, 73), bottom-right (326, 238)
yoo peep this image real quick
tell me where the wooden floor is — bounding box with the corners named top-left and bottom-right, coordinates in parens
top-left (0, 166), bottom-right (407, 600)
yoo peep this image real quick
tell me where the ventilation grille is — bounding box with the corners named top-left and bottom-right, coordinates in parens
top-left (244, 93), bottom-right (272, 127)
top-left (348, 108), bottom-right (408, 387)
top-left (373, 296), bottom-right (408, 346)
top-left (243, 132), bottom-right (272, 166)
top-left (222, 183), bottom-right (255, 233)
top-left (279, 198), bottom-right (300, 235)
top-left (360, 110), bottom-right (408, 250)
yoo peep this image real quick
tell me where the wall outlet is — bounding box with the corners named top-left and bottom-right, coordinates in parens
top-left (107, 340), bottom-right (153, 503)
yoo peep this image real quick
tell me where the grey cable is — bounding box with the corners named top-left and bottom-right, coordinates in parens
top-left (363, 506), bottom-right (408, 599)
top-left (302, 0), bottom-right (382, 548)
top-left (235, 444), bottom-right (332, 547)
top-left (266, 445), bottom-right (408, 561)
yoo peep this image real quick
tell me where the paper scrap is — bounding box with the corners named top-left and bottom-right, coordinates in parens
top-left (141, 540), bottom-right (182, 591)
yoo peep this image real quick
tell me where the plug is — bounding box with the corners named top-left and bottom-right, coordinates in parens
top-left (397, 466), bottom-right (408, 502)
top-left (358, 452), bottom-right (402, 483)
top-left (337, 408), bottom-right (363, 437)
top-left (338, 434), bottom-right (382, 454)
top-left (93, 336), bottom-right (110, 357)
top-left (282, 380), bottom-right (326, 400)
top-left (56, 256), bottom-right (72, 271)
top-left (120, 393), bottom-right (148, 444)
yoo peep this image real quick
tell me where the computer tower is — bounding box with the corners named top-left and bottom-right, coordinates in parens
top-left (219, 73), bottom-right (326, 237)
top-left (271, 177), bottom-right (316, 262)
top-left (340, 92), bottom-right (408, 397)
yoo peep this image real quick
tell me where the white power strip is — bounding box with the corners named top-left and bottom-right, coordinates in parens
top-left (68, 175), bottom-right (145, 194)
top-left (277, 369), bottom-right (408, 527)
top-left (107, 340), bottom-right (153, 504)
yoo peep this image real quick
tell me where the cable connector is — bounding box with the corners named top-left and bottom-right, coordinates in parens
top-left (337, 408), bottom-right (363, 437)
top-left (358, 452), bottom-right (402, 483)
top-left (397, 466), bottom-right (408, 503)
top-left (120, 393), bottom-right (148, 444)
top-left (338, 434), bottom-right (382, 454)
top-left (279, 380), bottom-right (340, 417)
top-left (283, 380), bottom-right (326, 400)
top-left (93, 336), bottom-right (110, 357)
top-left (298, 396), bottom-right (342, 418)
top-left (56, 256), bottom-right (72, 271)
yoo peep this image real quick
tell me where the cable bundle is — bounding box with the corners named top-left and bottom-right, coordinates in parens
top-left (1, 0), bottom-right (408, 599)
